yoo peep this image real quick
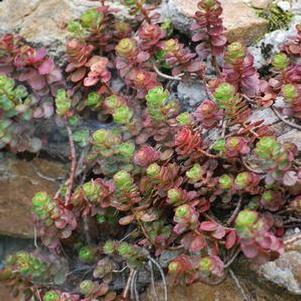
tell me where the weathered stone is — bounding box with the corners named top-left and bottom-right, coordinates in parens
top-left (251, 0), bottom-right (273, 9)
top-left (247, 107), bottom-right (278, 124)
top-left (277, 1), bottom-right (291, 12)
top-left (260, 250), bottom-right (301, 295)
top-left (250, 15), bottom-right (301, 69)
top-left (35, 118), bottom-right (114, 160)
top-left (0, 285), bottom-right (18, 301)
top-left (0, 153), bottom-right (67, 238)
top-left (0, 0), bottom-right (129, 63)
top-left (166, 0), bottom-right (268, 45)
top-left (177, 81), bottom-right (207, 110)
top-left (278, 129), bottom-right (301, 151)
top-left (144, 271), bottom-right (301, 301)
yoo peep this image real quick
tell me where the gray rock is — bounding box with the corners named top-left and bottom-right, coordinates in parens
top-left (260, 251), bottom-right (301, 295)
top-left (35, 118), bottom-right (115, 160)
top-left (111, 77), bottom-right (126, 94)
top-left (250, 15), bottom-right (301, 69)
top-left (292, 1), bottom-right (301, 14)
top-left (277, 1), bottom-right (291, 12)
top-left (159, 250), bottom-right (182, 268)
top-left (278, 129), bottom-right (301, 150)
top-left (247, 107), bottom-right (278, 125)
top-left (177, 81), bottom-right (207, 110)
top-left (166, 0), bottom-right (194, 35)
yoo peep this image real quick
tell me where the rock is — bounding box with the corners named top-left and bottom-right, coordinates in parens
top-left (278, 129), bottom-right (301, 151)
top-left (0, 0), bottom-right (129, 63)
top-left (145, 278), bottom-right (245, 301)
top-left (247, 107), bottom-right (278, 125)
top-left (260, 250), bottom-right (301, 295)
top-left (251, 0), bottom-right (272, 9)
top-left (0, 285), bottom-right (18, 301)
top-left (0, 153), bottom-right (67, 238)
top-left (144, 272), bottom-right (301, 301)
top-left (166, 0), bottom-right (268, 45)
top-left (250, 15), bottom-right (301, 69)
top-left (0, 236), bottom-right (33, 264)
top-left (277, 1), bottom-right (291, 12)
top-left (35, 118), bottom-right (114, 160)
top-left (177, 81), bottom-right (207, 110)
top-left (292, 2), bottom-right (301, 14)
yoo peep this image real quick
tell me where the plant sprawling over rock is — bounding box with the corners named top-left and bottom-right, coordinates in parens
top-left (1, 0), bottom-right (301, 300)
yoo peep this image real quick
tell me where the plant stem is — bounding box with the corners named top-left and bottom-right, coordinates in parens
top-left (271, 106), bottom-right (301, 131)
top-left (229, 269), bottom-right (251, 301)
top-left (226, 197), bottom-right (242, 226)
top-left (148, 260), bottom-right (160, 301)
top-left (122, 268), bottom-right (136, 301)
top-left (224, 248), bottom-right (241, 268)
top-left (153, 64), bottom-right (183, 81)
top-left (65, 125), bottom-right (77, 206)
top-left (148, 256), bottom-right (168, 301)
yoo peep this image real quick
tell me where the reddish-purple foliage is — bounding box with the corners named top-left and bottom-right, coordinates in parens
top-left (194, 99), bottom-right (223, 128)
top-left (223, 42), bottom-right (260, 98)
top-left (192, 0), bottom-right (227, 59)
top-left (159, 39), bottom-right (204, 76)
top-left (0, 34), bottom-right (64, 98)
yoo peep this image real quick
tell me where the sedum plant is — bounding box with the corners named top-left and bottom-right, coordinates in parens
top-left (2, 0), bottom-right (301, 300)
top-left (0, 75), bottom-right (43, 152)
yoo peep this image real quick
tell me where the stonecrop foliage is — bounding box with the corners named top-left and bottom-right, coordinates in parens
top-left (1, 0), bottom-right (301, 300)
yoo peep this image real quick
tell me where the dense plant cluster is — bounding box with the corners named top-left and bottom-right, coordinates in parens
top-left (1, 0), bottom-right (301, 300)
top-left (255, 3), bottom-right (293, 32)
top-left (0, 34), bottom-right (65, 152)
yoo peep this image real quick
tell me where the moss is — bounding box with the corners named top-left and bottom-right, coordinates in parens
top-left (255, 4), bottom-right (293, 32)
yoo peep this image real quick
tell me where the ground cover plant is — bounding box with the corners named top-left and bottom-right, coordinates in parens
top-left (1, 0), bottom-right (301, 300)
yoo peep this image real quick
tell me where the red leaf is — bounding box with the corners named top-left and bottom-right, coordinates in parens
top-left (38, 58), bottom-right (54, 75)
top-left (241, 241), bottom-right (259, 258)
top-left (28, 72), bottom-right (46, 90)
top-left (200, 221), bottom-right (218, 231)
top-left (192, 32), bottom-right (207, 42)
top-left (212, 226), bottom-right (226, 239)
top-left (225, 230), bottom-right (237, 249)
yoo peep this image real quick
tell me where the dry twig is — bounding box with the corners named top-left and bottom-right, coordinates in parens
top-left (153, 64), bottom-right (183, 81)
top-left (148, 256), bottom-right (168, 301)
top-left (65, 125), bottom-right (77, 206)
top-left (229, 269), bottom-right (252, 301)
top-left (271, 106), bottom-right (301, 131)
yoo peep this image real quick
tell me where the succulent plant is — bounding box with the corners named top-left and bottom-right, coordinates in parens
top-left (272, 53), bottom-right (290, 70)
top-left (79, 245), bottom-right (98, 264)
top-left (2, 1), bottom-right (301, 300)
top-left (44, 291), bottom-right (60, 301)
top-left (223, 42), bottom-right (259, 98)
top-left (192, 0), bottom-right (227, 64)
